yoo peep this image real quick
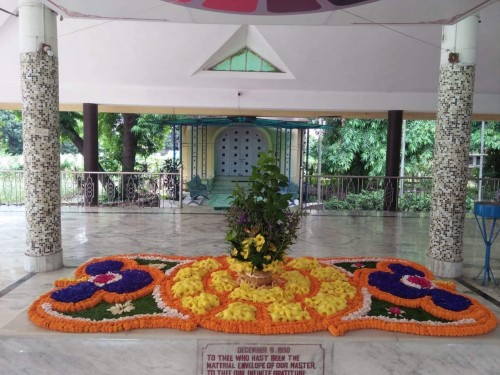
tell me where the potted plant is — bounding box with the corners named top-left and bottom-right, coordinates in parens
top-left (225, 151), bottom-right (307, 285)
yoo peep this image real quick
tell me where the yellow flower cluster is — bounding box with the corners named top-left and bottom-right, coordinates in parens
top-left (172, 278), bottom-right (204, 298)
top-left (172, 259), bottom-right (221, 298)
top-left (262, 261), bottom-right (286, 274)
top-left (311, 266), bottom-right (348, 281)
top-left (235, 234), bottom-right (267, 259)
top-left (227, 257), bottom-right (254, 274)
top-left (216, 302), bottom-right (257, 321)
top-left (319, 280), bottom-right (357, 298)
top-left (192, 258), bottom-right (222, 272)
top-left (171, 255), bottom-right (357, 320)
top-left (229, 282), bottom-right (294, 304)
top-left (227, 254), bottom-right (284, 275)
top-left (210, 270), bottom-right (238, 292)
top-left (304, 280), bottom-right (356, 315)
top-left (173, 267), bottom-right (205, 281)
top-left (280, 271), bottom-right (311, 295)
top-left (287, 257), bottom-right (321, 271)
top-left (174, 258), bottom-right (221, 281)
top-left (305, 295), bottom-right (347, 315)
top-left (267, 302), bottom-right (311, 322)
top-left (181, 292), bottom-right (220, 314)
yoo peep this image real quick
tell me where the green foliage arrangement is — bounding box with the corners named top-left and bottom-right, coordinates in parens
top-left (323, 190), bottom-right (384, 211)
top-left (323, 191), bottom-right (476, 212)
top-left (225, 152), bottom-right (307, 272)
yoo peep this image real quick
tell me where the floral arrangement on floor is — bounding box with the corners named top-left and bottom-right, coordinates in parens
top-left (29, 254), bottom-right (498, 336)
top-left (225, 151), bottom-right (307, 274)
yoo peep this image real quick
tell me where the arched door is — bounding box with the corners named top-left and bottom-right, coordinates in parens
top-left (215, 127), bottom-right (267, 176)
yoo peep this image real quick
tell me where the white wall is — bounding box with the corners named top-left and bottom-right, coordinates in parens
top-left (1, 2), bottom-right (499, 116)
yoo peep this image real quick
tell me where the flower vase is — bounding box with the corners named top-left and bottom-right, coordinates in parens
top-left (241, 270), bottom-right (273, 287)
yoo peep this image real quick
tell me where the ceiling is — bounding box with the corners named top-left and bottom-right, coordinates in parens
top-left (41, 0), bottom-right (494, 25)
top-left (0, 0), bottom-right (499, 118)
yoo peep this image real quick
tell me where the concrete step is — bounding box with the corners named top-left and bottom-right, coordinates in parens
top-left (210, 176), bottom-right (251, 195)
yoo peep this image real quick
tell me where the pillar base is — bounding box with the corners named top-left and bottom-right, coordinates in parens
top-left (24, 252), bottom-right (63, 272)
top-left (425, 256), bottom-right (462, 278)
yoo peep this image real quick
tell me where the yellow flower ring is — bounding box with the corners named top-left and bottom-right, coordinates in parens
top-left (161, 256), bottom-right (361, 334)
top-left (28, 254), bottom-right (497, 336)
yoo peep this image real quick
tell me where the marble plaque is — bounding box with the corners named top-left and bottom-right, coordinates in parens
top-left (198, 341), bottom-right (326, 375)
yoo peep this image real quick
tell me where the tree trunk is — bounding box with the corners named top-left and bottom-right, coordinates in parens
top-left (122, 114), bottom-right (139, 201)
top-left (64, 125), bottom-right (119, 199)
top-left (122, 113), bottom-right (139, 172)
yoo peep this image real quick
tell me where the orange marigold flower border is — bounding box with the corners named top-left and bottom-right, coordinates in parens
top-left (28, 254), bottom-right (498, 337)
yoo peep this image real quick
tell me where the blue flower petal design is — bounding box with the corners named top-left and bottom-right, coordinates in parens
top-left (51, 260), bottom-right (154, 304)
top-left (368, 271), bottom-right (427, 299)
top-left (102, 269), bottom-right (153, 294)
top-left (51, 282), bottom-right (99, 303)
top-left (388, 264), bottom-right (425, 277)
top-left (430, 289), bottom-right (472, 312)
top-left (369, 263), bottom-right (472, 312)
top-left (86, 260), bottom-right (124, 276)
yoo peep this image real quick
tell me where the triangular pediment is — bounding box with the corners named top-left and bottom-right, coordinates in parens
top-left (193, 25), bottom-right (294, 79)
top-left (209, 47), bottom-right (282, 73)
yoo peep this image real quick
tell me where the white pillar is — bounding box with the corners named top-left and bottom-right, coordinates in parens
top-left (427, 15), bottom-right (479, 278)
top-left (19, 0), bottom-right (63, 272)
top-left (439, 16), bottom-right (478, 66)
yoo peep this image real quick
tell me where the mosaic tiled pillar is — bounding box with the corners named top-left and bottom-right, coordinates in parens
top-left (426, 16), bottom-right (479, 278)
top-left (20, 0), bottom-right (63, 272)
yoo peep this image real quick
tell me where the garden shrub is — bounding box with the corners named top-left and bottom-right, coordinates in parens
top-left (324, 191), bottom-right (476, 212)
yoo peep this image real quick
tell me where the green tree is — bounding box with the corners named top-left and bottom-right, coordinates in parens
top-left (403, 120), bottom-right (435, 176)
top-left (313, 118), bottom-right (388, 176)
top-left (60, 111), bottom-right (84, 155)
top-left (0, 110), bottom-right (82, 156)
top-left (311, 118), bottom-right (435, 177)
top-left (470, 121), bottom-right (500, 177)
top-left (98, 113), bottom-right (174, 172)
top-left (0, 110), bottom-right (23, 155)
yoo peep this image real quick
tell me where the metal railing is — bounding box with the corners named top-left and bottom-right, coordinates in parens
top-left (301, 175), bottom-right (500, 212)
top-left (0, 170), bottom-right (183, 208)
top-left (1, 170), bottom-right (498, 212)
top-left (0, 170), bottom-right (24, 205)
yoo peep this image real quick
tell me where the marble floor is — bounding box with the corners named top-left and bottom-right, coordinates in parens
top-left (0, 207), bottom-right (499, 374)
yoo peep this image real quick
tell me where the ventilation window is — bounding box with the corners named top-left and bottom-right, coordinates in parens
top-left (209, 48), bottom-right (282, 73)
